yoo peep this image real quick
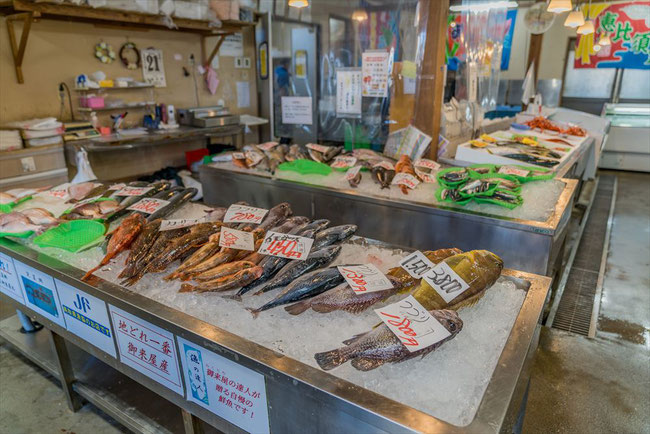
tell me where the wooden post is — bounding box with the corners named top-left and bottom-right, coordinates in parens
top-left (527, 33), bottom-right (543, 84)
top-left (413, 0), bottom-right (449, 160)
top-left (6, 12), bottom-right (33, 84)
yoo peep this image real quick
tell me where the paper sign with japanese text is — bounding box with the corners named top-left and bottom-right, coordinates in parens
top-left (257, 231), bottom-right (314, 261)
top-left (257, 142), bottom-right (278, 151)
top-left (281, 96), bottom-right (313, 125)
top-left (498, 166), bottom-right (530, 177)
top-left (177, 337), bottom-right (270, 434)
top-left (337, 264), bottom-right (393, 294)
top-left (375, 295), bottom-right (452, 352)
top-left (14, 261), bottom-right (66, 328)
top-left (39, 183), bottom-right (70, 201)
top-left (232, 152), bottom-right (246, 160)
top-left (422, 262), bottom-right (471, 304)
top-left (56, 279), bottom-right (116, 358)
top-left (160, 218), bottom-right (205, 231)
top-left (331, 156), bottom-right (357, 169)
top-left (218, 227), bottom-right (255, 251)
top-left (345, 165), bottom-right (362, 181)
top-left (399, 251), bottom-right (436, 279)
top-left (414, 159), bottom-right (440, 183)
top-left (224, 204), bottom-right (268, 225)
top-left (362, 50), bottom-right (390, 97)
top-left (392, 173), bottom-right (420, 190)
top-left (373, 161), bottom-right (395, 171)
top-left (127, 198), bottom-right (170, 215)
top-left (336, 68), bottom-right (362, 116)
top-left (305, 143), bottom-right (332, 154)
top-left (244, 151), bottom-right (264, 167)
top-left (109, 305), bottom-right (183, 395)
top-left (114, 186), bottom-right (153, 197)
top-left (0, 252), bottom-right (24, 304)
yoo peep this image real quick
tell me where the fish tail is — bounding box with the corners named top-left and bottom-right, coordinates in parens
top-left (314, 347), bottom-right (354, 371)
top-left (342, 331), bottom-right (368, 346)
top-left (284, 300), bottom-right (312, 315)
top-left (245, 307), bottom-right (261, 319)
top-left (311, 303), bottom-right (337, 314)
top-left (179, 284), bottom-right (196, 293)
top-left (81, 265), bottom-right (101, 281)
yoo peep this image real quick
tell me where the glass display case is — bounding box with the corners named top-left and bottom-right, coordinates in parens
top-left (600, 103), bottom-right (650, 172)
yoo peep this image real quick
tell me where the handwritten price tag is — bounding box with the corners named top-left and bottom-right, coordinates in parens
top-left (375, 295), bottom-right (451, 352)
top-left (392, 173), bottom-right (420, 189)
top-left (414, 158), bottom-right (440, 171)
top-left (223, 204), bottom-right (268, 224)
top-left (498, 166), bottom-right (530, 177)
top-left (373, 161), bottom-right (395, 171)
top-left (127, 198), bottom-right (170, 215)
top-left (109, 183), bottom-right (126, 190)
top-left (115, 186), bottom-right (153, 197)
top-left (331, 156), bottom-right (357, 169)
top-left (422, 261), bottom-right (470, 303)
top-left (305, 143), bottom-right (332, 154)
top-left (160, 218), bottom-right (205, 231)
top-left (45, 188), bottom-right (70, 200)
top-left (337, 264), bottom-right (393, 294)
top-left (257, 142), bottom-right (279, 151)
top-left (218, 227), bottom-right (255, 250)
top-left (232, 152), bottom-right (246, 160)
top-left (414, 158), bottom-right (440, 183)
top-left (399, 251), bottom-right (436, 279)
top-left (257, 231), bottom-right (314, 261)
top-left (245, 151), bottom-right (264, 166)
top-left (345, 165), bottom-right (362, 181)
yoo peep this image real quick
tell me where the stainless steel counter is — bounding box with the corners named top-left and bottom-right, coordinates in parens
top-left (0, 236), bottom-right (551, 434)
top-left (199, 166), bottom-right (577, 276)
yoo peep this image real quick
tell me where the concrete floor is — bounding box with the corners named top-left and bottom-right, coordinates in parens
top-left (0, 171), bottom-right (648, 433)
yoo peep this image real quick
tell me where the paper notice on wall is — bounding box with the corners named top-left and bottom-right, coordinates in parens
top-left (220, 33), bottom-right (244, 57)
top-left (237, 81), bottom-right (250, 108)
top-left (362, 50), bottom-right (390, 98)
top-left (281, 96), bottom-right (313, 125)
top-left (141, 48), bottom-right (167, 88)
top-left (336, 68), bottom-right (362, 117)
top-left (403, 77), bottom-right (416, 94)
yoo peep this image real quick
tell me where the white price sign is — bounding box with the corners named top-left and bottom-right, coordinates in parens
top-left (160, 218), bottom-right (205, 231)
top-left (232, 152), bottom-right (246, 160)
top-left (281, 96), bottom-right (313, 125)
top-left (15, 261), bottom-right (66, 328)
top-left (127, 198), bottom-right (170, 215)
top-left (399, 251), bottom-right (435, 279)
top-left (57, 279), bottom-right (117, 358)
top-left (178, 337), bottom-right (270, 434)
top-left (244, 151), bottom-right (264, 166)
top-left (331, 156), bottom-right (357, 169)
top-left (141, 48), bottom-right (167, 87)
top-left (375, 295), bottom-right (451, 352)
top-left (373, 161), bottom-right (395, 171)
top-left (414, 158), bottom-right (440, 171)
top-left (392, 173), bottom-right (420, 189)
top-left (109, 305), bottom-right (183, 395)
top-left (218, 227), bottom-right (255, 251)
top-left (305, 143), bottom-right (331, 154)
top-left (257, 231), bottom-right (314, 261)
top-left (498, 166), bottom-right (530, 177)
top-left (43, 185), bottom-right (70, 201)
top-left (422, 262), bottom-right (470, 303)
top-left (337, 264), bottom-right (393, 294)
top-left (0, 252), bottom-right (24, 304)
top-left (345, 165), bottom-right (362, 181)
top-left (115, 186), bottom-right (153, 197)
top-left (257, 142), bottom-right (278, 151)
top-left (223, 204), bottom-right (268, 224)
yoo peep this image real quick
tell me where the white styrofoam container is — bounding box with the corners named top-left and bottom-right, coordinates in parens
top-left (173, 0), bottom-right (209, 20)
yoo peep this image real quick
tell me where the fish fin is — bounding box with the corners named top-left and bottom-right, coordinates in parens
top-left (284, 300), bottom-right (312, 315)
top-left (178, 284), bottom-right (196, 293)
top-left (314, 348), bottom-right (352, 371)
top-left (245, 307), bottom-right (260, 319)
top-left (311, 303), bottom-right (337, 314)
top-left (342, 331), bottom-right (368, 346)
top-left (351, 357), bottom-right (386, 371)
top-left (451, 290), bottom-right (486, 310)
top-left (81, 265), bottom-right (101, 281)
top-left (221, 294), bottom-right (242, 301)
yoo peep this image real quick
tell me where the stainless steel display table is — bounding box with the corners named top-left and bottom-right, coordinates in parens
top-left (199, 166), bottom-right (577, 276)
top-left (0, 237), bottom-right (550, 434)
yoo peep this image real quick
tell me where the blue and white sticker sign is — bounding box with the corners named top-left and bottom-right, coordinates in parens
top-left (56, 280), bottom-right (116, 358)
top-left (14, 261), bottom-right (66, 327)
top-left (109, 305), bottom-right (183, 395)
top-left (177, 337), bottom-right (270, 434)
top-left (0, 252), bottom-right (24, 304)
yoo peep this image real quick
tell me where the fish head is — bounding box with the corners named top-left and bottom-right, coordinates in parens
top-left (250, 266), bottom-right (264, 279)
top-left (432, 309), bottom-right (464, 335)
top-left (471, 250), bottom-right (504, 274)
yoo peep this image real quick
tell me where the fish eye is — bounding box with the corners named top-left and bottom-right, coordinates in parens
top-left (448, 321), bottom-right (456, 331)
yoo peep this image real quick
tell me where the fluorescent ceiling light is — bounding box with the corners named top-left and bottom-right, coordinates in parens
top-left (450, 1), bottom-right (517, 12)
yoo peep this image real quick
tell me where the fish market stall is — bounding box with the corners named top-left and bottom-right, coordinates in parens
top-left (0, 184), bottom-right (551, 433)
top-left (199, 164), bottom-right (577, 276)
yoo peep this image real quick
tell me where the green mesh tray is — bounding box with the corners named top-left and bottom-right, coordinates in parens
top-left (277, 159), bottom-right (332, 175)
top-left (0, 230), bottom-right (34, 238)
top-left (0, 195), bottom-right (32, 214)
top-left (34, 220), bottom-right (106, 252)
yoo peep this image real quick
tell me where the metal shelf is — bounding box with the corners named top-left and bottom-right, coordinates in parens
top-left (74, 85), bottom-right (154, 92)
top-left (77, 103), bottom-right (153, 112)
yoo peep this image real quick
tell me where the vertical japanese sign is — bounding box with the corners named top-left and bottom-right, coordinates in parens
top-left (177, 337), bottom-right (270, 434)
top-left (56, 280), bottom-right (116, 358)
top-left (336, 68), bottom-right (362, 117)
top-left (362, 50), bottom-right (390, 97)
top-left (109, 305), bottom-right (183, 395)
top-left (141, 48), bottom-right (167, 87)
top-left (14, 261), bottom-right (66, 327)
top-left (0, 252), bottom-right (24, 304)
top-left (575, 2), bottom-right (650, 69)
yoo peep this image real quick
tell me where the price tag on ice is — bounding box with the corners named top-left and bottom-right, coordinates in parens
top-left (45, 187), bottom-right (69, 200)
top-left (127, 197), bottom-right (170, 215)
top-left (331, 156), bottom-right (357, 169)
top-left (305, 143), bottom-right (332, 154)
top-left (392, 173), bottom-right (420, 189)
top-left (399, 251), bottom-right (435, 278)
top-left (375, 295), bottom-right (451, 352)
top-left (373, 161), bottom-right (395, 171)
top-left (257, 141), bottom-right (278, 151)
top-left (232, 152), bottom-right (246, 160)
top-left (244, 150), bottom-right (264, 166)
top-left (218, 227), bottom-right (255, 250)
top-left (498, 166), bottom-right (530, 177)
top-left (344, 165), bottom-right (362, 181)
top-left (422, 262), bottom-right (470, 303)
top-left (414, 158), bottom-right (440, 171)
top-left (257, 231), bottom-right (314, 261)
top-left (224, 204), bottom-right (268, 224)
top-left (115, 186), bottom-right (153, 197)
top-left (160, 218), bottom-right (205, 231)
top-left (337, 264), bottom-right (393, 294)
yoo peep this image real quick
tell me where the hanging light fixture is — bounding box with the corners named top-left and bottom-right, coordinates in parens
top-left (351, 9), bottom-right (368, 22)
top-left (598, 33), bottom-right (611, 45)
top-left (564, 7), bottom-right (585, 27)
top-left (288, 0), bottom-right (308, 8)
top-left (547, 0), bottom-right (572, 13)
top-left (577, 0), bottom-right (594, 34)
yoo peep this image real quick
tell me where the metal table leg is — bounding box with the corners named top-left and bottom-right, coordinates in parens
top-left (16, 309), bottom-right (42, 333)
top-left (49, 330), bottom-right (83, 412)
top-left (181, 409), bottom-right (205, 434)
